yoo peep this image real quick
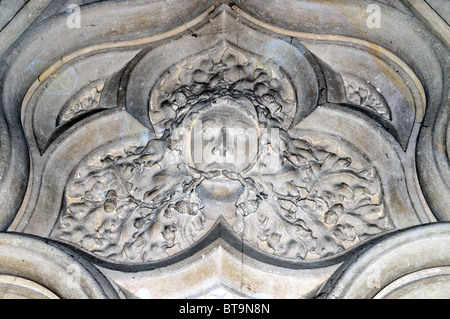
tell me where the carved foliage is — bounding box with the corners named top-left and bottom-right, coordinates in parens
top-left (57, 81), bottom-right (105, 126)
top-left (342, 73), bottom-right (391, 120)
top-left (52, 43), bottom-right (393, 263)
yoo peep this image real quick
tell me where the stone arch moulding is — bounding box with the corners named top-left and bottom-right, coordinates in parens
top-left (0, 0), bottom-right (448, 299)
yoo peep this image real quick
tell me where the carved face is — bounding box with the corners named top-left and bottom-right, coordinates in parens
top-left (189, 103), bottom-right (259, 174)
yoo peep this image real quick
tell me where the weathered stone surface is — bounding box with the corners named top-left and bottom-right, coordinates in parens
top-left (0, 0), bottom-right (448, 299)
top-left (318, 223), bottom-right (450, 299)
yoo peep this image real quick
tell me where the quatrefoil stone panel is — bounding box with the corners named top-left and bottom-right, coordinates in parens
top-left (0, 0), bottom-right (448, 299)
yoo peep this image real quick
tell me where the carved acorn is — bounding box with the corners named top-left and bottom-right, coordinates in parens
top-left (176, 200), bottom-right (201, 216)
top-left (104, 190), bottom-right (117, 213)
top-left (323, 204), bottom-right (344, 225)
top-left (238, 199), bottom-right (259, 216)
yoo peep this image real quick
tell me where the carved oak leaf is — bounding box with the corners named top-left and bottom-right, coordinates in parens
top-left (54, 138), bottom-right (208, 262)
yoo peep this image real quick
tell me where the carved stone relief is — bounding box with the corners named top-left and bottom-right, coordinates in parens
top-left (0, 0), bottom-right (448, 299)
top-left (49, 41), bottom-right (393, 264)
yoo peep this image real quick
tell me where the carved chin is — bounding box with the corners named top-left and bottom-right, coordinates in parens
top-left (193, 161), bottom-right (255, 175)
top-left (197, 177), bottom-right (244, 201)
